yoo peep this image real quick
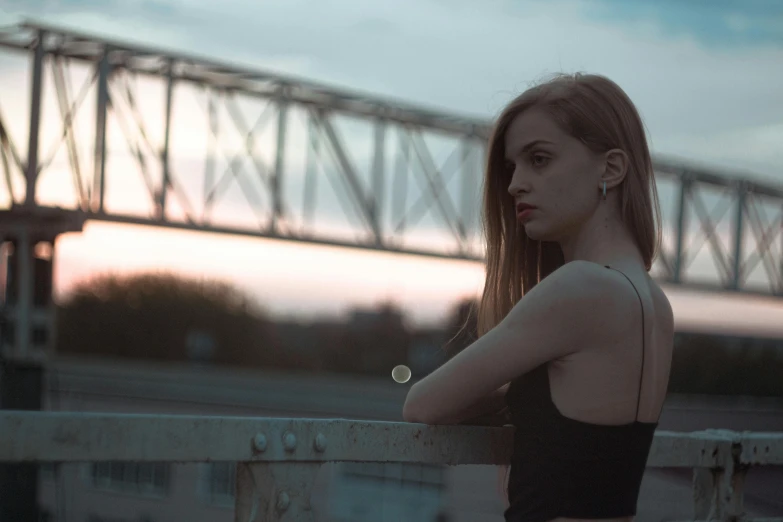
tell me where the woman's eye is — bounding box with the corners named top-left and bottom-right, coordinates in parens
top-left (531, 154), bottom-right (549, 167)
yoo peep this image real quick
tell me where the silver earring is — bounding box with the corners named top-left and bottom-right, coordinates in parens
top-left (602, 181), bottom-right (606, 200)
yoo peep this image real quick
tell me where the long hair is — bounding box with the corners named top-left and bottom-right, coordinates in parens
top-left (479, 72), bottom-right (662, 503)
top-left (479, 72), bottom-right (661, 336)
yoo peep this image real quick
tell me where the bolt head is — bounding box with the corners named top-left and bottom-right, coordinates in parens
top-left (314, 432), bottom-right (327, 452)
top-left (282, 431), bottom-right (297, 452)
top-left (252, 433), bottom-right (267, 453)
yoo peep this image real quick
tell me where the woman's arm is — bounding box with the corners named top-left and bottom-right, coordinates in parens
top-left (443, 383), bottom-right (510, 426)
top-left (458, 407), bottom-right (510, 427)
top-left (458, 383), bottom-right (511, 426)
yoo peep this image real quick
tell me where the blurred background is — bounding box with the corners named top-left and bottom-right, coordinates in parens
top-left (0, 0), bottom-right (782, 521)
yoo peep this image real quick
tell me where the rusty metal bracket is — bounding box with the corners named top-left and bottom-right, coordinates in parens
top-left (235, 462), bottom-right (322, 522)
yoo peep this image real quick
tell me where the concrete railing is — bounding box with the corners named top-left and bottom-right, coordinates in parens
top-left (1, 411), bottom-right (782, 521)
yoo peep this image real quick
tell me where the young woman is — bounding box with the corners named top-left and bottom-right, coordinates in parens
top-left (403, 73), bottom-right (674, 522)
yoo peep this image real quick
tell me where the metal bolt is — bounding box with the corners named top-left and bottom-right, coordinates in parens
top-left (314, 432), bottom-right (327, 452)
top-left (282, 431), bottom-right (297, 452)
top-left (252, 433), bottom-right (267, 453)
top-left (276, 491), bottom-right (290, 512)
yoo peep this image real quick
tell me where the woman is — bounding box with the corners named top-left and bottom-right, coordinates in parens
top-left (403, 73), bottom-right (674, 521)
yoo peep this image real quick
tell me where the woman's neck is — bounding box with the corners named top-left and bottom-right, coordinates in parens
top-left (558, 215), bottom-right (644, 268)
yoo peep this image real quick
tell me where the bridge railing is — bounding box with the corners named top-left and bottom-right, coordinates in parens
top-left (1, 412), bottom-right (782, 522)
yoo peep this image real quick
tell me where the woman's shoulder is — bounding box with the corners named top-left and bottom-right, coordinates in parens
top-left (535, 260), bottom-right (636, 301)
top-left (546, 260), bottom-right (673, 331)
top-left (529, 260), bottom-right (665, 320)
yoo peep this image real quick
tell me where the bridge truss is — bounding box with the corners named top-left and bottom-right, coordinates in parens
top-left (0, 21), bottom-right (781, 304)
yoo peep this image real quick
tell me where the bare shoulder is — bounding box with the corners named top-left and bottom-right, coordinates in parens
top-left (498, 260), bottom-right (674, 363)
top-left (524, 260), bottom-right (643, 314)
top-left (504, 260), bottom-right (649, 339)
top-left (553, 261), bottom-right (674, 339)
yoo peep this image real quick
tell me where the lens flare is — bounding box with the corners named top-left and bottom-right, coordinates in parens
top-left (392, 364), bottom-right (411, 383)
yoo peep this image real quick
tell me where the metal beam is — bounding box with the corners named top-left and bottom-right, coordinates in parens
top-left (159, 59), bottom-right (174, 220)
top-left (672, 175), bottom-right (690, 284)
top-left (23, 30), bottom-right (44, 207)
top-left (731, 182), bottom-right (747, 290)
top-left (315, 110), bottom-right (378, 239)
top-left (271, 91), bottom-right (289, 234)
top-left (92, 48), bottom-right (109, 213)
top-left (371, 115), bottom-right (386, 243)
top-left (3, 411), bottom-right (783, 468)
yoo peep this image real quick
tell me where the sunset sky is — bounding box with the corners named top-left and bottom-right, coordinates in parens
top-left (1, 0), bottom-right (783, 336)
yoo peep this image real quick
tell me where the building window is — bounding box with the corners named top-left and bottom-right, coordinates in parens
top-left (203, 462), bottom-right (235, 505)
top-left (91, 462), bottom-right (168, 496)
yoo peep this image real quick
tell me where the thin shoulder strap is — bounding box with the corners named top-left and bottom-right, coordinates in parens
top-left (604, 265), bottom-right (645, 421)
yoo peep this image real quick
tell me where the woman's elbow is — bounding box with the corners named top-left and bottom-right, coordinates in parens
top-left (402, 398), bottom-right (427, 424)
top-left (402, 402), bottom-right (418, 423)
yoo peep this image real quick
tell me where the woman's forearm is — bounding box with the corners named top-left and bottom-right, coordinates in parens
top-left (447, 383), bottom-right (510, 425)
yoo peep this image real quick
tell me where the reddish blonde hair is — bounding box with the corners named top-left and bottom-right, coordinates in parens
top-left (479, 73), bottom-right (662, 501)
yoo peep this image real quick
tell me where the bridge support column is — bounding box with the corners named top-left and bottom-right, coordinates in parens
top-left (0, 206), bottom-right (83, 521)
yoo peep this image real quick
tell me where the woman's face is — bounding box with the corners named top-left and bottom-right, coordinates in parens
top-left (504, 107), bottom-right (604, 242)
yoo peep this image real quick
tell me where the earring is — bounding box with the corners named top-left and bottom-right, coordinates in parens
top-left (602, 181), bottom-right (606, 200)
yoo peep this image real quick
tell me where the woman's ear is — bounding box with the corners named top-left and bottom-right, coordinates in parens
top-left (600, 148), bottom-right (629, 191)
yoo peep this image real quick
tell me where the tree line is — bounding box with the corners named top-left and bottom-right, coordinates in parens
top-left (56, 272), bottom-right (410, 377)
top-left (56, 272), bottom-right (783, 397)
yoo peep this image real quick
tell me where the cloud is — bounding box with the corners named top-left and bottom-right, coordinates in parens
top-left (2, 0), bottom-right (181, 21)
top-left (583, 0), bottom-right (783, 48)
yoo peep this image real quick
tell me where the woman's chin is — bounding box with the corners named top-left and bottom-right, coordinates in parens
top-left (523, 222), bottom-right (548, 241)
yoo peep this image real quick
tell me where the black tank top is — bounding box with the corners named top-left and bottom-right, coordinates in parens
top-left (503, 265), bottom-right (657, 522)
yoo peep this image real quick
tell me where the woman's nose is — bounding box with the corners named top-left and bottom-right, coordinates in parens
top-left (507, 176), bottom-right (530, 197)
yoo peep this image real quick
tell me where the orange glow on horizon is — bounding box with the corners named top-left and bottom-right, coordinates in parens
top-left (51, 221), bottom-right (783, 336)
top-left (53, 221), bottom-right (486, 325)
